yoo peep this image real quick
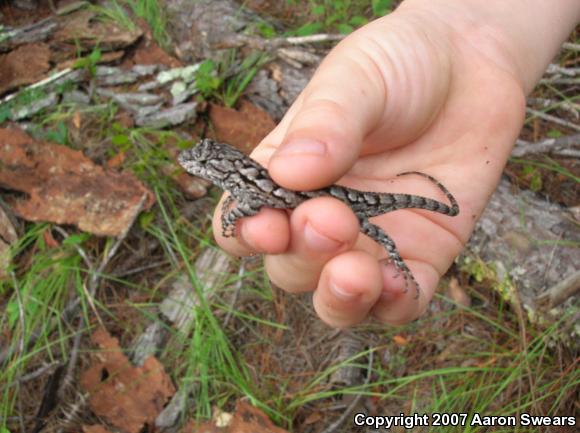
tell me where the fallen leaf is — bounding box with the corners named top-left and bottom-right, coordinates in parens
top-left (80, 328), bottom-right (175, 433)
top-left (303, 411), bottom-right (323, 425)
top-left (447, 277), bottom-right (471, 308)
top-left (475, 356), bottom-right (497, 368)
top-left (72, 111), bottom-right (82, 129)
top-left (106, 151), bottom-right (126, 169)
top-left (0, 128), bottom-right (154, 236)
top-left (186, 400), bottom-right (290, 433)
top-left (0, 43), bottom-right (51, 95)
top-left (52, 10), bottom-right (142, 57)
top-left (208, 100), bottom-right (276, 154)
top-left (228, 400), bottom-right (289, 433)
top-left (43, 228), bottom-right (60, 249)
top-left (82, 425), bottom-right (115, 433)
top-left (130, 39), bottom-right (182, 68)
top-left (392, 335), bottom-right (408, 346)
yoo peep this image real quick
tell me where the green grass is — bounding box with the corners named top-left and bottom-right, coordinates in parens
top-left (125, 0), bottom-right (172, 50)
top-left (195, 50), bottom-right (270, 107)
top-left (268, 295), bottom-right (577, 432)
top-left (0, 224), bottom-right (87, 427)
top-left (509, 156), bottom-right (580, 184)
top-left (287, 0), bottom-right (393, 35)
top-left (89, 0), bottom-right (171, 50)
top-left (90, 0), bottom-right (136, 33)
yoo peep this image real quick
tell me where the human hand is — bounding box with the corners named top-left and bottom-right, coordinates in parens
top-left (213, 0), bottom-right (578, 327)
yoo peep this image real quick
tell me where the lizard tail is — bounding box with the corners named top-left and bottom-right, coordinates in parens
top-left (396, 171), bottom-right (460, 216)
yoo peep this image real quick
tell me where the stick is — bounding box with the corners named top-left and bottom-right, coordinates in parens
top-left (537, 270), bottom-right (580, 308)
top-left (526, 108), bottom-right (580, 132)
top-left (512, 133), bottom-right (580, 157)
top-left (211, 33), bottom-right (344, 51)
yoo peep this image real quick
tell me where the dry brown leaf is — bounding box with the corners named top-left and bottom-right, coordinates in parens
top-left (72, 111), bottom-right (82, 129)
top-left (130, 40), bottom-right (182, 68)
top-left (0, 128), bottom-right (154, 236)
top-left (392, 335), bottom-right (408, 346)
top-left (42, 228), bottom-right (60, 249)
top-left (303, 411), bottom-right (323, 425)
top-left (106, 151), bottom-right (126, 169)
top-left (208, 100), bottom-right (276, 154)
top-left (82, 425), bottom-right (115, 433)
top-left (52, 10), bottom-right (142, 56)
top-left (0, 43), bottom-right (51, 95)
top-left (184, 401), bottom-right (289, 433)
top-left (447, 276), bottom-right (471, 308)
top-left (227, 400), bottom-right (289, 433)
top-left (80, 328), bottom-right (175, 433)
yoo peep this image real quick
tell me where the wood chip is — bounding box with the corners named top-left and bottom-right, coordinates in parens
top-left (80, 328), bottom-right (175, 433)
top-left (0, 127), bottom-right (154, 236)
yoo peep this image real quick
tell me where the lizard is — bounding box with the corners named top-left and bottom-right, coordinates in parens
top-left (178, 138), bottom-right (460, 297)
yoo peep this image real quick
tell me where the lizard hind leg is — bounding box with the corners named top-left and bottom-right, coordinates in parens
top-left (359, 219), bottom-right (421, 298)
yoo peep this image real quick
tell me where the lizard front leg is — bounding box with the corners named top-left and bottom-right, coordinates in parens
top-left (221, 195), bottom-right (262, 238)
top-left (358, 218), bottom-right (420, 298)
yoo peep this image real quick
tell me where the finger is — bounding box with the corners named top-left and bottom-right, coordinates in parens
top-left (264, 197), bottom-right (360, 293)
top-left (266, 14), bottom-right (452, 190)
top-left (313, 250), bottom-right (383, 328)
top-left (213, 194), bottom-right (290, 257)
top-left (372, 259), bottom-right (437, 325)
top-left (267, 38), bottom-right (385, 190)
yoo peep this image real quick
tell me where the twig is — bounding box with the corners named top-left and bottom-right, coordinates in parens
top-left (317, 349), bottom-right (374, 433)
top-left (0, 68), bottom-right (75, 105)
top-left (18, 361), bottom-right (61, 383)
top-left (212, 32), bottom-right (344, 51)
top-left (509, 283), bottom-right (538, 412)
top-left (17, 389), bottom-right (26, 433)
top-left (512, 133), bottom-right (580, 157)
top-left (562, 42), bottom-right (580, 52)
top-left (527, 97), bottom-right (580, 119)
top-left (111, 259), bottom-right (170, 278)
top-left (53, 227), bottom-right (93, 269)
top-left (285, 34), bottom-right (346, 45)
top-left (539, 77), bottom-right (580, 85)
top-left (526, 108), bottom-right (580, 132)
top-left (546, 64), bottom-right (580, 77)
top-left (10, 272), bottom-right (26, 357)
top-left (536, 270), bottom-right (580, 308)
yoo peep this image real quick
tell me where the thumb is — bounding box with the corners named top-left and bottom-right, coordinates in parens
top-left (265, 12), bottom-right (452, 190)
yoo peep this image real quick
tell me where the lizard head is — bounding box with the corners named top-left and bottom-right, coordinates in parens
top-left (177, 138), bottom-right (238, 185)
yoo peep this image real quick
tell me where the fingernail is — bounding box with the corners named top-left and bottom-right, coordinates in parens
top-left (304, 222), bottom-right (342, 252)
top-left (330, 281), bottom-right (360, 301)
top-left (275, 138), bottom-right (327, 156)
